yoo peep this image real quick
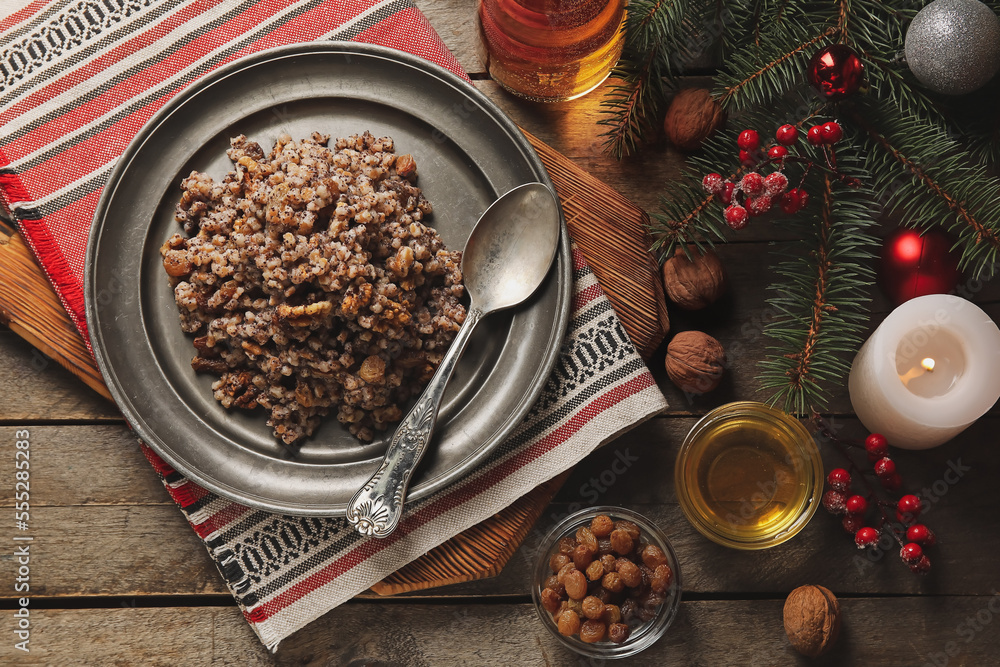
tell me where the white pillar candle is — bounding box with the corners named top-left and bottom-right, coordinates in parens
top-left (848, 294), bottom-right (1000, 449)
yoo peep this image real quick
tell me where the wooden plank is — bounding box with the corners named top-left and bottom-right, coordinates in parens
top-left (0, 328), bottom-right (119, 422)
top-left (3, 597), bottom-right (998, 665)
top-left (1, 417), bottom-right (997, 599)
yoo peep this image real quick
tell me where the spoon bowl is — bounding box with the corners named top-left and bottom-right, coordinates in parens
top-left (347, 182), bottom-right (562, 538)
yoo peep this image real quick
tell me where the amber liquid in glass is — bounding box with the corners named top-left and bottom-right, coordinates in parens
top-left (681, 417), bottom-right (813, 541)
top-left (478, 0), bottom-right (626, 102)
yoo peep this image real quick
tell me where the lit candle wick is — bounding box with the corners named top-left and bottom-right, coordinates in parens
top-left (921, 357), bottom-right (936, 373)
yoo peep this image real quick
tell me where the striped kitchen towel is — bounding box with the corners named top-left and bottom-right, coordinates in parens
top-left (0, 0), bottom-right (669, 650)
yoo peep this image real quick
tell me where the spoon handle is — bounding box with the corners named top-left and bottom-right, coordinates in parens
top-left (347, 306), bottom-right (485, 538)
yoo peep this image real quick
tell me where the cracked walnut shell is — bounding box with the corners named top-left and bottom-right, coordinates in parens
top-left (665, 331), bottom-right (726, 394)
top-left (661, 245), bottom-right (726, 310)
top-left (783, 585), bottom-right (841, 658)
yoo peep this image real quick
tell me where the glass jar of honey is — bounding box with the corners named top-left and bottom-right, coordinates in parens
top-left (478, 0), bottom-right (627, 102)
top-left (674, 402), bottom-right (824, 550)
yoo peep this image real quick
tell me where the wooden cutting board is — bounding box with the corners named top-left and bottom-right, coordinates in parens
top-left (0, 133), bottom-right (668, 595)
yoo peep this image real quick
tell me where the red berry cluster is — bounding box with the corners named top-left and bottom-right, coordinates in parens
top-left (821, 432), bottom-right (936, 575)
top-left (702, 121), bottom-right (848, 231)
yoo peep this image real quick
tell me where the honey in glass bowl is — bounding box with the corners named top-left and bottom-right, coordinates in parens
top-left (478, 0), bottom-right (627, 102)
top-left (675, 402), bottom-right (824, 549)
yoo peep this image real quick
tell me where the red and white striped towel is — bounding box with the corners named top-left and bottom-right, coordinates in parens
top-left (0, 0), bottom-right (668, 649)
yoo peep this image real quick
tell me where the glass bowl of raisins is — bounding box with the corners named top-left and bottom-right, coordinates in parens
top-left (531, 506), bottom-right (682, 658)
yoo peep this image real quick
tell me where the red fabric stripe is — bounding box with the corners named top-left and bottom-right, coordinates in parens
top-left (1, 0), bottom-right (215, 125)
top-left (18, 103), bottom-right (168, 194)
top-left (168, 480), bottom-right (210, 508)
top-left (572, 283), bottom-right (602, 312)
top-left (3, 0), bottom-right (300, 160)
top-left (244, 373), bottom-right (656, 624)
top-left (190, 502), bottom-right (253, 538)
top-left (0, 0), bottom-right (49, 33)
top-left (571, 247), bottom-right (586, 271)
top-left (14, 213), bottom-right (90, 343)
top-left (354, 7), bottom-right (468, 81)
top-left (140, 443), bottom-right (177, 477)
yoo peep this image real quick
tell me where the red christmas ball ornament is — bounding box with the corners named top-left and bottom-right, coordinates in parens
top-left (808, 44), bottom-right (865, 99)
top-left (878, 227), bottom-right (962, 305)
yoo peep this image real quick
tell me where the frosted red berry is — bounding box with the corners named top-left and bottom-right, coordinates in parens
top-left (874, 457), bottom-right (895, 479)
top-left (900, 542), bottom-right (923, 564)
top-left (795, 189), bottom-right (809, 208)
top-left (768, 145), bottom-right (788, 159)
top-left (820, 121), bottom-right (843, 144)
top-left (827, 468), bottom-right (851, 492)
top-left (865, 433), bottom-right (889, 461)
top-left (909, 555), bottom-right (932, 574)
top-left (775, 124), bottom-right (798, 145)
top-left (855, 526), bottom-right (879, 548)
top-left (702, 173), bottom-right (725, 195)
top-left (842, 513), bottom-right (865, 534)
top-left (764, 171), bottom-right (789, 196)
top-left (740, 172), bottom-right (765, 197)
top-left (906, 524), bottom-right (936, 546)
top-left (738, 129), bottom-right (760, 151)
top-left (807, 126), bottom-right (824, 146)
top-left (896, 494), bottom-right (920, 523)
top-left (845, 495), bottom-right (868, 515)
top-left (822, 489), bottom-right (848, 515)
top-left (720, 181), bottom-right (736, 204)
top-left (746, 195), bottom-right (773, 216)
top-left (724, 205), bottom-right (748, 230)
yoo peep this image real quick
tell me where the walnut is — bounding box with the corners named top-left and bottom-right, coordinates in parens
top-left (783, 585), bottom-right (841, 658)
top-left (662, 88), bottom-right (726, 151)
top-left (665, 331), bottom-right (726, 394)
top-left (661, 245), bottom-right (726, 310)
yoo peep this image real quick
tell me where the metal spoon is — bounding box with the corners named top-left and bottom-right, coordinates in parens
top-left (346, 182), bottom-right (562, 538)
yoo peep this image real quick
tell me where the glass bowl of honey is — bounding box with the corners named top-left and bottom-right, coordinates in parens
top-left (674, 401), bottom-right (824, 550)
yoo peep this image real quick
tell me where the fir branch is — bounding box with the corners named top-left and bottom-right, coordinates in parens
top-left (758, 138), bottom-right (876, 415)
top-left (715, 24), bottom-right (838, 111)
top-left (852, 102), bottom-right (1000, 278)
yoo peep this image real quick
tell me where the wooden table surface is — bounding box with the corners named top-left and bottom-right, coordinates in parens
top-left (3, 1), bottom-right (1000, 664)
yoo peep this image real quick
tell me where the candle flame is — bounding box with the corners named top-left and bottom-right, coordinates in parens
top-left (921, 357), bottom-right (936, 372)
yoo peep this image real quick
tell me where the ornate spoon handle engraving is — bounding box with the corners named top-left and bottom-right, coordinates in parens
top-left (347, 306), bottom-right (484, 537)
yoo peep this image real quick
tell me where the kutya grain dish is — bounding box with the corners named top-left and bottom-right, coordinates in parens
top-left (160, 131), bottom-right (466, 444)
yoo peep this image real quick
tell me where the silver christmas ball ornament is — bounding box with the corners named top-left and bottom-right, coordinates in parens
top-left (904, 0), bottom-right (1000, 94)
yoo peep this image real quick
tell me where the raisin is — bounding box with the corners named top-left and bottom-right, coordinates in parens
top-left (557, 562), bottom-right (578, 584)
top-left (559, 536), bottom-right (577, 555)
top-left (544, 575), bottom-right (566, 597)
top-left (581, 595), bottom-right (605, 620)
top-left (576, 526), bottom-right (598, 552)
top-left (641, 544), bottom-right (669, 570)
top-left (614, 520), bottom-right (641, 541)
top-left (609, 529), bottom-right (634, 555)
top-left (579, 619), bottom-right (607, 644)
top-left (550, 552), bottom-right (571, 573)
top-left (616, 559), bottom-right (642, 588)
top-left (540, 587), bottom-right (562, 613)
top-left (590, 514), bottom-right (614, 538)
top-left (558, 609), bottom-right (581, 636)
top-left (565, 569), bottom-right (588, 600)
top-left (620, 598), bottom-right (637, 621)
top-left (586, 560), bottom-right (605, 582)
top-left (602, 571), bottom-right (625, 593)
top-left (572, 544), bottom-right (595, 570)
top-left (608, 622), bottom-right (631, 644)
top-left (602, 604), bottom-right (622, 625)
top-left (651, 564), bottom-right (674, 594)
top-left (600, 554), bottom-right (617, 572)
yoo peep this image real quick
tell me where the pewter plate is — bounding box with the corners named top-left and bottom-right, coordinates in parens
top-left (85, 43), bottom-right (570, 516)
